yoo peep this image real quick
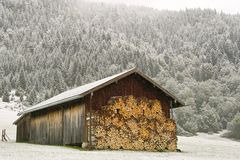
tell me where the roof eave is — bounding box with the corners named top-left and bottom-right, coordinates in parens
top-left (13, 115), bottom-right (23, 125)
top-left (19, 94), bottom-right (83, 116)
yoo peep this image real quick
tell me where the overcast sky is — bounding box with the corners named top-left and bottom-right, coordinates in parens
top-left (88, 0), bottom-right (240, 14)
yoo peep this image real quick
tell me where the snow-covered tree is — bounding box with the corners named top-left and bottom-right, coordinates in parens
top-left (2, 88), bottom-right (9, 102)
top-left (227, 112), bottom-right (240, 139)
top-left (19, 69), bottom-right (27, 90)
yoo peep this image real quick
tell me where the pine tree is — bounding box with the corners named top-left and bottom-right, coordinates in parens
top-left (0, 80), bottom-right (7, 97)
top-left (67, 61), bottom-right (78, 86)
top-left (0, 85), bottom-right (3, 97)
top-left (227, 112), bottom-right (240, 139)
top-left (2, 88), bottom-right (9, 102)
top-left (28, 89), bottom-right (36, 105)
top-left (19, 69), bottom-right (26, 90)
top-left (15, 90), bottom-right (21, 97)
top-left (75, 74), bottom-right (82, 86)
top-left (20, 94), bottom-right (24, 102)
top-left (44, 91), bottom-right (49, 100)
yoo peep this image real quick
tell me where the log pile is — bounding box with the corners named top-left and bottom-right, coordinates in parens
top-left (92, 95), bottom-right (177, 151)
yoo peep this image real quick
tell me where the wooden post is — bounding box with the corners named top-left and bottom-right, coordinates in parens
top-left (2, 129), bottom-right (6, 141)
top-left (61, 106), bottom-right (64, 145)
top-left (82, 100), bottom-right (88, 149)
top-left (1, 129), bottom-right (9, 142)
top-left (5, 130), bottom-right (10, 141)
top-left (29, 113), bottom-right (31, 143)
top-left (1, 130), bottom-right (3, 141)
top-left (170, 100), bottom-right (174, 119)
top-left (89, 92), bottom-right (93, 147)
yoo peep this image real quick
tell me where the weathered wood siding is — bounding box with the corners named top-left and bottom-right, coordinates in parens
top-left (30, 107), bottom-right (63, 145)
top-left (63, 103), bottom-right (85, 145)
top-left (16, 101), bottom-right (85, 145)
top-left (85, 74), bottom-right (171, 118)
top-left (16, 114), bottom-right (30, 142)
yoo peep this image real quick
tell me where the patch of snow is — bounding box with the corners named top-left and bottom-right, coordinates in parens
top-left (0, 90), bottom-right (26, 112)
top-left (0, 100), bottom-right (25, 112)
top-left (0, 90), bottom-right (25, 140)
top-left (0, 109), bottom-right (18, 141)
top-left (9, 90), bottom-right (16, 96)
top-left (177, 132), bottom-right (240, 160)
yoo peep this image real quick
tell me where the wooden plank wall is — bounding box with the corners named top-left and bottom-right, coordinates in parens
top-left (16, 114), bottom-right (30, 142)
top-left (29, 108), bottom-right (63, 145)
top-left (23, 101), bottom-right (85, 145)
top-left (63, 103), bottom-right (85, 145)
top-left (85, 74), bottom-right (171, 118)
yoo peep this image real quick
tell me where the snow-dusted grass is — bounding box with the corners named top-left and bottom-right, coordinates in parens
top-left (177, 133), bottom-right (240, 160)
top-left (0, 132), bottom-right (240, 160)
top-left (1, 109), bottom-right (240, 160)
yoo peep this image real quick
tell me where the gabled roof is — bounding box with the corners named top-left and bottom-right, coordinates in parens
top-left (16, 68), bottom-right (184, 122)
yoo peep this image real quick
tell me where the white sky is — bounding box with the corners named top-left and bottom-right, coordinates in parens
top-left (88, 0), bottom-right (240, 14)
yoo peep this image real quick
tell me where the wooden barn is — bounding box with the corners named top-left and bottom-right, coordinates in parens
top-left (13, 68), bottom-right (184, 151)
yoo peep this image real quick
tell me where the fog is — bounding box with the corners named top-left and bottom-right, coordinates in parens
top-left (88, 0), bottom-right (240, 14)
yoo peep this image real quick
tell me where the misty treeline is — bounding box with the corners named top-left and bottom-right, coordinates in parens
top-left (0, 0), bottom-right (240, 137)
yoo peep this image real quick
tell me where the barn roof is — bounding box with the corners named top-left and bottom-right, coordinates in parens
top-left (16, 68), bottom-right (185, 120)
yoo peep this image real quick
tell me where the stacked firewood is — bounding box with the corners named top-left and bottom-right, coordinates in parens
top-left (92, 96), bottom-right (177, 151)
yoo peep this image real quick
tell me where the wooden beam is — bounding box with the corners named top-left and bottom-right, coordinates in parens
top-left (170, 100), bottom-right (174, 119)
top-left (89, 92), bottom-right (93, 147)
top-left (83, 101), bottom-right (86, 143)
top-left (61, 106), bottom-right (64, 145)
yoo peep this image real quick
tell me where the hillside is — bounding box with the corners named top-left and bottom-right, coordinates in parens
top-left (0, 0), bottom-right (240, 135)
